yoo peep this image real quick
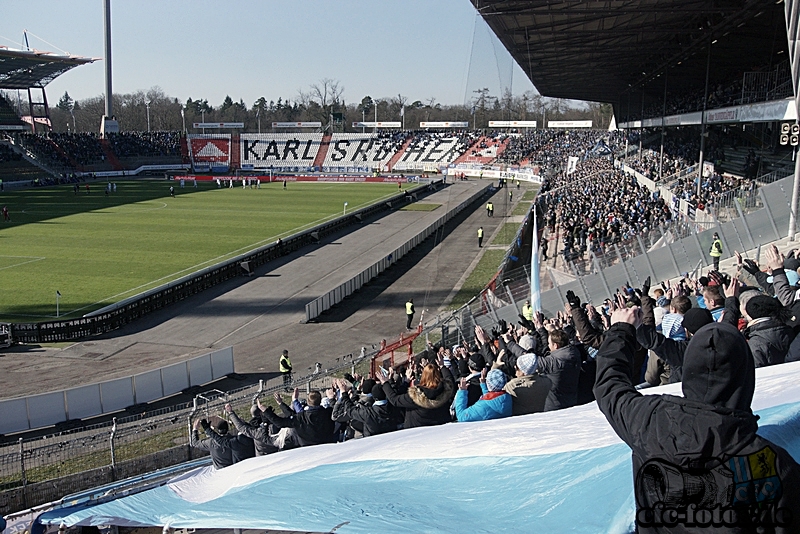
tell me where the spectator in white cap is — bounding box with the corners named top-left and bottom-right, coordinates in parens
top-left (503, 353), bottom-right (552, 415)
top-left (454, 369), bottom-right (512, 422)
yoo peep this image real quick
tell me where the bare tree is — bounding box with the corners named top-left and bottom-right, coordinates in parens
top-left (299, 78), bottom-right (344, 131)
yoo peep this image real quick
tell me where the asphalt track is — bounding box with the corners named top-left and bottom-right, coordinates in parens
top-left (0, 179), bottom-right (532, 400)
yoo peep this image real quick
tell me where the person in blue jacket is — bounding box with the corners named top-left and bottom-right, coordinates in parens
top-left (454, 368), bottom-right (512, 422)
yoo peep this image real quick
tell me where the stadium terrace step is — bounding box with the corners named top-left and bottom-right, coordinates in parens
top-left (313, 133), bottom-right (332, 167)
top-left (385, 135), bottom-right (413, 171)
top-left (180, 136), bottom-right (190, 164)
top-left (99, 138), bottom-right (123, 171)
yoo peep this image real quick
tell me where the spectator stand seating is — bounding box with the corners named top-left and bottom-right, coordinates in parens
top-left (239, 133), bottom-right (323, 171)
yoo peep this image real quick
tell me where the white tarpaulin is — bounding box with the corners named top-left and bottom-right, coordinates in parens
top-left (36, 362), bottom-right (800, 533)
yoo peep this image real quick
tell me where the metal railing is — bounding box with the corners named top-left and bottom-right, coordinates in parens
top-left (0, 343), bottom-right (376, 515)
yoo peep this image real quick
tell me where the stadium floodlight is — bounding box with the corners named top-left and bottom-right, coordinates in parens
top-left (145, 100), bottom-right (151, 132)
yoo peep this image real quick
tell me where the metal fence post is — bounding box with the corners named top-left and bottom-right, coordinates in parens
top-left (19, 437), bottom-right (28, 508)
top-left (734, 199), bottom-right (755, 251)
top-left (637, 235), bottom-right (656, 281)
top-left (502, 280), bottom-right (519, 314)
top-left (759, 189), bottom-right (781, 242)
top-left (110, 417), bottom-right (117, 481)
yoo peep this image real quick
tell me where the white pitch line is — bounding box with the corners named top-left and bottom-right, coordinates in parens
top-left (0, 256), bottom-right (46, 271)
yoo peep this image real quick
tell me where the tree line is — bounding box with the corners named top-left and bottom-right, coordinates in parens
top-left (2, 79), bottom-right (612, 134)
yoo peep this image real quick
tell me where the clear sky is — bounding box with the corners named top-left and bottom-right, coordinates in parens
top-left (1, 0), bottom-right (538, 108)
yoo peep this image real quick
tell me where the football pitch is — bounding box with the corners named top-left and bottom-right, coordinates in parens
top-left (0, 179), bottom-right (412, 323)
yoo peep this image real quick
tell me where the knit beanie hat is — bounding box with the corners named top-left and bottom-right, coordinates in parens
top-left (360, 378), bottom-right (376, 395)
top-left (518, 334), bottom-right (535, 351)
top-left (485, 369), bottom-right (507, 392)
top-left (371, 383), bottom-right (387, 401)
top-left (784, 257), bottom-right (800, 272)
top-left (516, 353), bottom-right (539, 375)
top-left (681, 308), bottom-right (714, 335)
top-left (745, 295), bottom-right (782, 320)
top-left (468, 352), bottom-right (486, 371)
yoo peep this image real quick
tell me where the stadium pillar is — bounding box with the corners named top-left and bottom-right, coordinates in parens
top-left (786, 0), bottom-right (800, 240)
top-left (99, 0), bottom-right (118, 136)
top-left (697, 38), bottom-right (712, 200)
top-left (658, 69), bottom-right (667, 181)
top-left (103, 0), bottom-right (113, 118)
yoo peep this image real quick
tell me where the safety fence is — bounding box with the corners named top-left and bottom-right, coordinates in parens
top-left (0, 348), bottom-right (234, 436)
top-left (0, 344), bottom-right (377, 516)
top-left (305, 183), bottom-right (494, 321)
top-left (418, 172), bottom-right (796, 351)
top-left (9, 182), bottom-right (436, 344)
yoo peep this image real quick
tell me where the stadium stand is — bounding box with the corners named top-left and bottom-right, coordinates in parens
top-left (392, 131), bottom-right (480, 172)
top-left (0, 94), bottom-right (26, 129)
top-left (239, 133), bottom-right (323, 170)
top-left (321, 132), bottom-right (410, 171)
top-left (452, 132), bottom-right (509, 165)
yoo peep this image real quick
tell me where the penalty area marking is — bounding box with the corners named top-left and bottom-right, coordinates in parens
top-left (0, 255), bottom-right (46, 271)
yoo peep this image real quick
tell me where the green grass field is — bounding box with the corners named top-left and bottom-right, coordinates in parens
top-left (0, 179), bottom-right (411, 322)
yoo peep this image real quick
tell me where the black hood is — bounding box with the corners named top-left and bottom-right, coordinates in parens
top-left (681, 322), bottom-right (755, 412)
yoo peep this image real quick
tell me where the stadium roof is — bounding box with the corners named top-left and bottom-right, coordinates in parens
top-left (472, 0), bottom-right (790, 105)
top-left (0, 47), bottom-right (97, 90)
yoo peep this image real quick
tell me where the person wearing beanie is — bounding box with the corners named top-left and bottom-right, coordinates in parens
top-left (595, 307), bottom-right (800, 532)
top-left (330, 379), bottom-right (398, 438)
top-left (503, 352), bottom-right (552, 415)
top-left (454, 368), bottom-right (512, 422)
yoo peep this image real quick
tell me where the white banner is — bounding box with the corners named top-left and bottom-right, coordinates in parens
top-left (488, 120), bottom-right (537, 128)
top-left (351, 122), bottom-right (401, 128)
top-left (419, 121), bottom-right (469, 128)
top-left (547, 120), bottom-right (592, 128)
top-left (272, 122), bottom-right (322, 128)
top-left (192, 122), bottom-right (244, 129)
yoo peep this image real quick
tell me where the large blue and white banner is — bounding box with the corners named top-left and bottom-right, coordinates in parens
top-left (37, 362), bottom-right (800, 533)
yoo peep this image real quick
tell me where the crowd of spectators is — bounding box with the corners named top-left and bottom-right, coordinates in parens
top-left (46, 132), bottom-right (106, 166)
top-left (539, 158), bottom-right (674, 262)
top-left (18, 133), bottom-right (72, 168)
top-left (0, 142), bottom-right (22, 163)
top-left (190, 242), bottom-right (800, 476)
top-left (106, 131), bottom-right (182, 158)
top-left (623, 61), bottom-right (792, 122)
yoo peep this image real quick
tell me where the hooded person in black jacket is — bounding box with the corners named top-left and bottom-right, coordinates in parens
top-left (595, 306), bottom-right (800, 533)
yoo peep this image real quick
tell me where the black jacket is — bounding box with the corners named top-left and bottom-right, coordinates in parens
top-left (331, 394), bottom-right (398, 437)
top-left (538, 344), bottom-right (581, 411)
top-left (595, 322), bottom-right (800, 533)
top-left (261, 405), bottom-right (335, 447)
top-left (383, 371), bottom-right (455, 429)
top-left (743, 318), bottom-right (794, 368)
top-left (228, 411), bottom-right (279, 456)
top-left (190, 426), bottom-right (254, 469)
